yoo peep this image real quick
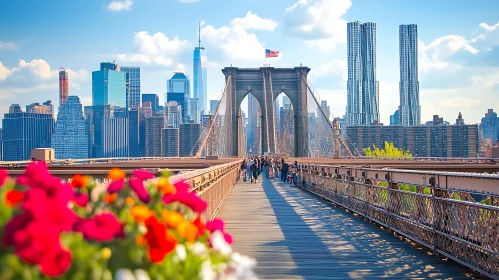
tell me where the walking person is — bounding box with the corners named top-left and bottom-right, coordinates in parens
top-left (246, 159), bottom-right (254, 183)
top-left (240, 159), bottom-right (247, 181)
top-left (251, 160), bottom-right (258, 183)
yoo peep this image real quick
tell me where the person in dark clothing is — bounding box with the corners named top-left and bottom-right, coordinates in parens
top-left (251, 161), bottom-right (258, 183)
top-left (281, 161), bottom-right (289, 182)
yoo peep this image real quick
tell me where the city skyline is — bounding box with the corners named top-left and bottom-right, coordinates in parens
top-left (0, 0), bottom-right (498, 126)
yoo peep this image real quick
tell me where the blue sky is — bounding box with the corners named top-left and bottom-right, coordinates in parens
top-left (1, 0), bottom-right (498, 125)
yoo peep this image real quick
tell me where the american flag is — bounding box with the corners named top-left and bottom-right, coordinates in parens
top-left (265, 49), bottom-right (279, 58)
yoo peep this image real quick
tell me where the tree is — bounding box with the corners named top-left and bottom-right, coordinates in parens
top-left (362, 141), bottom-right (412, 158)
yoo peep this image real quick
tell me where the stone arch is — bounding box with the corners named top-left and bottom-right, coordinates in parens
top-left (222, 66), bottom-right (310, 157)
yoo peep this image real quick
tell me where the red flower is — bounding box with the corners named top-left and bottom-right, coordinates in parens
top-left (0, 168), bottom-right (8, 187)
top-left (73, 213), bottom-right (123, 242)
top-left (72, 192), bottom-right (89, 207)
top-left (162, 180), bottom-right (207, 213)
top-left (133, 169), bottom-right (155, 180)
top-left (70, 174), bottom-right (89, 189)
top-left (107, 178), bottom-right (125, 194)
top-left (193, 216), bottom-right (206, 234)
top-left (5, 190), bottom-right (25, 207)
top-left (39, 248), bottom-right (72, 277)
top-left (129, 178), bottom-right (151, 204)
top-left (144, 216), bottom-right (177, 263)
top-left (2, 213), bottom-right (32, 247)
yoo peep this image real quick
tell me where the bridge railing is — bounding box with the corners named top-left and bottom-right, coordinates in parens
top-left (295, 164), bottom-right (499, 279)
top-left (335, 156), bottom-right (499, 163)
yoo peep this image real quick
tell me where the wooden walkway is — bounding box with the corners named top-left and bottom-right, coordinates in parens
top-left (216, 176), bottom-right (478, 279)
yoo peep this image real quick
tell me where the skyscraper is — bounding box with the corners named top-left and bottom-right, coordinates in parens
top-left (167, 73), bottom-right (191, 123)
top-left (51, 96), bottom-right (88, 159)
top-left (347, 21), bottom-right (380, 126)
top-left (121, 66), bottom-right (141, 109)
top-left (193, 23), bottom-right (208, 117)
top-left (59, 69), bottom-right (69, 107)
top-left (92, 62), bottom-right (126, 107)
top-left (399, 24), bottom-right (420, 126)
top-left (165, 101), bottom-right (182, 128)
top-left (142, 94), bottom-right (159, 112)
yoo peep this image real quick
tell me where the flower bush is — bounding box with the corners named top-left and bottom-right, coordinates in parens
top-left (0, 162), bottom-right (257, 280)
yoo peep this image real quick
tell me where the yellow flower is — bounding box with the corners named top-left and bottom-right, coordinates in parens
top-left (156, 178), bottom-right (175, 194)
top-left (126, 197), bottom-right (134, 206)
top-left (161, 210), bottom-right (184, 229)
top-left (101, 247), bottom-right (112, 260)
top-left (130, 206), bottom-right (153, 223)
top-left (177, 221), bottom-right (198, 242)
top-left (108, 168), bottom-right (126, 181)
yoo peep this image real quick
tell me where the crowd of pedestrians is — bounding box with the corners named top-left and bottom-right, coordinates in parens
top-left (239, 155), bottom-right (299, 184)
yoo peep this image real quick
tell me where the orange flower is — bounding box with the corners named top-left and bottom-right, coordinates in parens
top-left (177, 221), bottom-right (198, 242)
top-left (71, 174), bottom-right (89, 189)
top-left (126, 197), bottom-right (134, 206)
top-left (156, 178), bottom-right (175, 194)
top-left (5, 190), bottom-right (24, 207)
top-left (136, 235), bottom-right (145, 245)
top-left (193, 216), bottom-right (206, 233)
top-left (161, 210), bottom-right (184, 229)
top-left (104, 193), bottom-right (118, 204)
top-left (108, 168), bottom-right (126, 181)
top-left (130, 206), bottom-right (154, 223)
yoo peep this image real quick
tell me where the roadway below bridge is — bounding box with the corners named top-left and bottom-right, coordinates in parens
top-left (289, 158), bottom-right (499, 173)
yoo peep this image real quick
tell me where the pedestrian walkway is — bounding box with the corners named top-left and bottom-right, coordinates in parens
top-left (216, 176), bottom-right (476, 279)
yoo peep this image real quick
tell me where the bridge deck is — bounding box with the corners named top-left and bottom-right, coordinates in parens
top-left (216, 176), bottom-right (476, 279)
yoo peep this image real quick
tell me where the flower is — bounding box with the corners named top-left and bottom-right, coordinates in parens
top-left (193, 216), bottom-right (206, 234)
top-left (5, 190), bottom-right (24, 207)
top-left (73, 213), bottom-right (123, 241)
top-left (0, 168), bottom-right (8, 187)
top-left (161, 210), bottom-right (184, 229)
top-left (101, 247), bottom-right (112, 260)
top-left (72, 192), bottom-right (89, 207)
top-left (104, 193), bottom-right (118, 204)
top-left (126, 197), bottom-right (134, 206)
top-left (175, 244), bottom-right (187, 261)
top-left (162, 181), bottom-right (208, 213)
top-left (129, 178), bottom-right (150, 204)
top-left (206, 219), bottom-right (233, 244)
top-left (70, 174), bottom-right (89, 189)
top-left (156, 178), bottom-right (175, 194)
top-left (177, 221), bottom-right (198, 242)
top-left (130, 206), bottom-right (154, 223)
top-left (107, 178), bottom-right (125, 194)
top-left (209, 230), bottom-right (232, 256)
top-left (144, 216), bottom-right (177, 263)
top-left (108, 168), bottom-right (126, 181)
top-left (133, 169), bottom-right (155, 181)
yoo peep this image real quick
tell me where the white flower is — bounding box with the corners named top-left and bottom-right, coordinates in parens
top-left (191, 241), bottom-right (208, 256)
top-left (175, 244), bottom-right (187, 261)
top-left (229, 253), bottom-right (258, 280)
top-left (209, 230), bottom-right (232, 256)
top-left (200, 260), bottom-right (217, 280)
top-left (134, 269), bottom-right (151, 280)
top-left (115, 269), bottom-right (135, 280)
top-left (138, 224), bottom-right (147, 234)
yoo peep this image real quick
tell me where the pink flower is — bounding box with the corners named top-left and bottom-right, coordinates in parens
top-left (129, 178), bottom-right (150, 204)
top-left (2, 213), bottom-right (32, 246)
top-left (107, 178), bottom-right (125, 194)
top-left (162, 180), bottom-right (207, 213)
top-left (0, 168), bottom-right (8, 187)
top-left (206, 218), bottom-right (224, 233)
top-left (133, 169), bottom-right (155, 180)
top-left (39, 248), bottom-right (72, 277)
top-left (223, 232), bottom-right (233, 245)
top-left (73, 213), bottom-right (123, 242)
top-left (72, 193), bottom-right (89, 207)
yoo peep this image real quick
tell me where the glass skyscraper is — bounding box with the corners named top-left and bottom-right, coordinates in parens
top-left (193, 26), bottom-right (207, 118)
top-left (399, 24), bottom-right (420, 126)
top-left (167, 73), bottom-right (191, 123)
top-left (92, 62), bottom-right (126, 107)
top-left (347, 21), bottom-right (380, 126)
top-left (142, 94), bottom-right (159, 112)
top-left (51, 96), bottom-right (88, 159)
top-left (121, 66), bottom-right (141, 109)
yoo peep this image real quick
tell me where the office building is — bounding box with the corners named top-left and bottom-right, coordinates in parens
top-left (139, 105), bottom-right (153, 156)
top-left (426, 115), bottom-right (449, 126)
top-left (92, 105), bottom-right (128, 158)
top-left (187, 97), bottom-right (199, 123)
top-left (193, 24), bottom-right (208, 117)
top-left (2, 110), bottom-right (55, 161)
top-left (121, 66), bottom-right (141, 109)
top-left (0, 128), bottom-right (3, 161)
top-left (481, 109), bottom-right (499, 142)
top-left (167, 92), bottom-right (188, 124)
top-left (59, 69), bottom-right (69, 107)
top-left (179, 122), bottom-right (201, 156)
top-left (142, 94), bottom-right (159, 112)
top-left (163, 128), bottom-right (179, 157)
top-left (92, 62), bottom-right (126, 107)
top-left (145, 116), bottom-right (165, 156)
top-left (51, 96), bottom-right (88, 159)
top-left (26, 101), bottom-right (53, 115)
top-left (128, 109), bottom-right (140, 157)
top-left (399, 24), bottom-right (420, 126)
top-left (210, 100), bottom-right (220, 115)
top-left (455, 112), bottom-right (465, 126)
top-left (346, 124), bottom-right (479, 157)
top-left (9, 104), bottom-right (22, 113)
top-left (320, 100), bottom-right (330, 119)
top-left (347, 21), bottom-right (380, 126)
top-left (165, 101), bottom-right (182, 128)
top-left (84, 106), bottom-right (94, 158)
top-left (167, 73), bottom-right (190, 123)
top-left (390, 110), bottom-right (400, 125)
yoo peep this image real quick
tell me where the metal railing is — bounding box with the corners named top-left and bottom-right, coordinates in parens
top-left (0, 156), bottom-right (200, 167)
top-left (295, 164), bottom-right (499, 279)
top-left (334, 156), bottom-right (499, 163)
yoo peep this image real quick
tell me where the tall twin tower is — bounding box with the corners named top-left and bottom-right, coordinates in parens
top-left (346, 22), bottom-right (420, 126)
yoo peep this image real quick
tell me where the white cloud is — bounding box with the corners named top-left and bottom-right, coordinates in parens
top-left (117, 31), bottom-right (189, 66)
top-left (107, 0), bottom-right (133, 11)
top-left (0, 41), bottom-right (16, 50)
top-left (418, 35), bottom-right (478, 73)
top-left (310, 59), bottom-right (347, 81)
top-left (0, 61), bottom-right (10, 81)
top-left (472, 21), bottom-right (499, 47)
top-left (230, 11), bottom-right (278, 31)
top-left (478, 22), bottom-right (499, 32)
top-left (283, 0), bottom-right (351, 49)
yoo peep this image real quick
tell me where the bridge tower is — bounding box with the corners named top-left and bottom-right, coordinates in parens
top-left (222, 66), bottom-right (310, 157)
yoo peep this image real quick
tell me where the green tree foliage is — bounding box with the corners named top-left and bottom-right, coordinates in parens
top-left (362, 141), bottom-right (412, 158)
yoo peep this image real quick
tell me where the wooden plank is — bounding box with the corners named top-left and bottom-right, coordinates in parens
top-left (216, 177), bottom-right (478, 279)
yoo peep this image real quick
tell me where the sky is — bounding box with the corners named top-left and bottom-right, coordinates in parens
top-left (0, 0), bottom-right (499, 127)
